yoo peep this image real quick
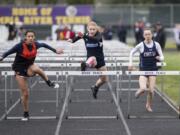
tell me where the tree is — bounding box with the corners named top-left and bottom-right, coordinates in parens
top-left (66, 0), bottom-right (94, 4)
top-left (155, 0), bottom-right (180, 4)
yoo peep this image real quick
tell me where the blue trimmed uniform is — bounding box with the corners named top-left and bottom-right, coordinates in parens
top-left (139, 41), bottom-right (159, 71)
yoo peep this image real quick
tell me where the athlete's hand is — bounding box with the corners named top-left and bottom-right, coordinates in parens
top-left (128, 66), bottom-right (134, 71)
top-left (67, 38), bottom-right (72, 43)
top-left (56, 48), bottom-right (64, 54)
top-left (156, 56), bottom-right (160, 61)
top-left (0, 56), bottom-right (3, 62)
top-left (78, 32), bottom-right (84, 38)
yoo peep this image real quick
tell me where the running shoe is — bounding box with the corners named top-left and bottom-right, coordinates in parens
top-left (91, 85), bottom-right (99, 99)
top-left (81, 61), bottom-right (86, 71)
top-left (21, 112), bottom-right (29, 121)
top-left (46, 80), bottom-right (59, 88)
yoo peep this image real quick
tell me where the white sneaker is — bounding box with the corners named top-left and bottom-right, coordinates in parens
top-left (54, 83), bottom-right (59, 89)
top-left (48, 81), bottom-right (59, 89)
top-left (21, 117), bottom-right (29, 121)
top-left (21, 112), bottom-right (29, 121)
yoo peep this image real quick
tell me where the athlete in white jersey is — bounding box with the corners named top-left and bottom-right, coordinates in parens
top-left (128, 28), bottom-right (164, 112)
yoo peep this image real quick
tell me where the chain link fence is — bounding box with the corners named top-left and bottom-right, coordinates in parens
top-left (93, 4), bottom-right (180, 27)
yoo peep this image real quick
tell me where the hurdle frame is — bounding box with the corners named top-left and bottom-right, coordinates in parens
top-left (54, 70), bottom-right (133, 135)
top-left (1, 71), bottom-right (62, 120)
top-left (126, 71), bottom-right (180, 119)
top-left (117, 62), bottom-right (167, 103)
top-left (59, 70), bottom-right (122, 120)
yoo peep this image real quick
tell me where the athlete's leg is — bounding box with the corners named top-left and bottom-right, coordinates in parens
top-left (86, 56), bottom-right (97, 68)
top-left (27, 64), bottom-right (48, 80)
top-left (146, 76), bottom-right (156, 112)
top-left (15, 75), bottom-right (29, 120)
top-left (135, 76), bottom-right (148, 98)
top-left (91, 66), bottom-right (108, 99)
top-left (27, 64), bottom-right (59, 88)
top-left (96, 66), bottom-right (108, 87)
top-left (81, 56), bottom-right (97, 71)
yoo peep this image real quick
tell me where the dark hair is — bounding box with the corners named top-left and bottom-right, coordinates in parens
top-left (143, 27), bottom-right (152, 32)
top-left (25, 30), bottom-right (35, 36)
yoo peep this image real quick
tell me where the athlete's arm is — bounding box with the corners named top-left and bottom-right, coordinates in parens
top-left (1, 43), bottom-right (20, 60)
top-left (155, 42), bottom-right (164, 61)
top-left (36, 42), bottom-right (63, 54)
top-left (67, 32), bottom-right (84, 43)
top-left (129, 43), bottom-right (142, 67)
top-left (72, 37), bottom-right (82, 43)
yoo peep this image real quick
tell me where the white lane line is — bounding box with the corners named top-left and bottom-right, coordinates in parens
top-left (0, 98), bottom-right (21, 121)
top-left (54, 78), bottom-right (72, 135)
top-left (155, 88), bottom-right (180, 115)
top-left (108, 82), bottom-right (132, 135)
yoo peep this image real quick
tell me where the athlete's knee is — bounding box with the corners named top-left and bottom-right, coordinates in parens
top-left (32, 66), bottom-right (43, 73)
top-left (140, 87), bottom-right (146, 91)
top-left (22, 90), bottom-right (29, 99)
top-left (148, 85), bottom-right (155, 92)
top-left (86, 56), bottom-right (97, 68)
top-left (100, 76), bottom-right (108, 83)
top-left (148, 89), bottom-right (154, 96)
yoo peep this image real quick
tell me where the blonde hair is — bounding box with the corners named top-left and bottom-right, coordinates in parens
top-left (87, 21), bottom-right (101, 32)
top-left (87, 21), bottom-right (98, 27)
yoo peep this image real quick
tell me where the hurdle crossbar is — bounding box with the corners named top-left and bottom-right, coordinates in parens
top-left (119, 62), bottom-right (166, 67)
top-left (1, 70), bottom-right (122, 76)
top-left (64, 71), bottom-right (121, 76)
top-left (0, 62), bottom-right (118, 68)
top-left (0, 62), bottom-right (166, 68)
top-left (3, 57), bottom-right (139, 62)
top-left (126, 71), bottom-right (180, 76)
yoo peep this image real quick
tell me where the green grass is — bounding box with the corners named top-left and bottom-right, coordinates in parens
top-left (164, 41), bottom-right (176, 49)
top-left (157, 50), bottom-right (180, 106)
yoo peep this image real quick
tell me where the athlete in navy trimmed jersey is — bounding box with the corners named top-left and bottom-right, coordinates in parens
top-left (0, 30), bottom-right (64, 121)
top-left (128, 28), bottom-right (164, 112)
top-left (67, 21), bottom-right (108, 99)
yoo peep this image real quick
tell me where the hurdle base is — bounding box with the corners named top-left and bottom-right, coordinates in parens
top-left (73, 88), bottom-right (107, 92)
top-left (6, 116), bottom-right (58, 120)
top-left (127, 115), bottom-right (178, 119)
top-left (66, 115), bottom-right (118, 120)
top-left (69, 99), bottom-right (113, 103)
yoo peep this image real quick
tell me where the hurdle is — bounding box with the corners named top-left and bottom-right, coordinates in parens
top-left (35, 52), bottom-right (138, 57)
top-left (125, 71), bottom-right (180, 119)
top-left (0, 62), bottom-right (146, 70)
top-left (115, 62), bottom-right (167, 103)
top-left (0, 62), bottom-right (166, 98)
top-left (54, 70), bottom-right (133, 135)
top-left (0, 63), bottom-right (67, 104)
top-left (2, 56), bottom-right (139, 62)
top-left (1, 71), bottom-right (62, 120)
top-left (59, 71), bottom-right (122, 119)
